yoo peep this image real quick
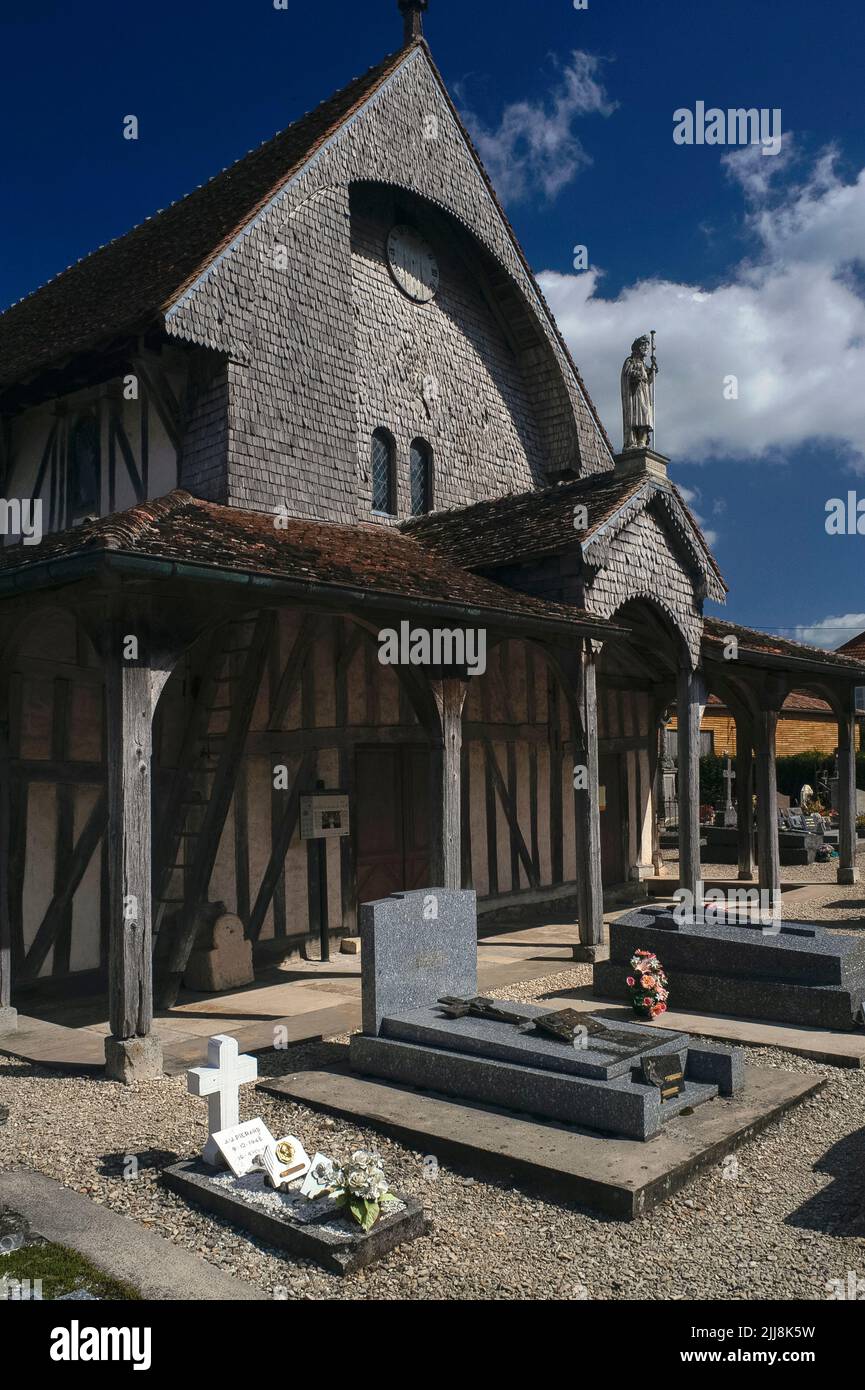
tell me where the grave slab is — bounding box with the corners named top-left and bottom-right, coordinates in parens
top-left (380, 1002), bottom-right (686, 1080)
top-left (162, 1160), bottom-right (427, 1275)
top-left (595, 907), bottom-right (865, 1030)
top-left (350, 1032), bottom-right (711, 1140)
top-left (258, 1066), bottom-right (824, 1220)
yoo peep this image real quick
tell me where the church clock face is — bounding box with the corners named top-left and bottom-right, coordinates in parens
top-left (386, 225), bottom-right (440, 303)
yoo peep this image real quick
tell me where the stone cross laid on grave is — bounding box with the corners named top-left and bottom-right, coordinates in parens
top-left (722, 754), bottom-right (737, 828)
top-left (187, 1033), bottom-right (258, 1166)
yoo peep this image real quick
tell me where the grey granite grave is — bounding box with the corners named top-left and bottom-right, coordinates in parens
top-left (348, 889), bottom-right (744, 1141)
top-left (594, 906), bottom-right (865, 1030)
top-left (702, 825), bottom-right (822, 866)
top-left (162, 1160), bottom-right (426, 1275)
top-left (359, 887), bottom-right (478, 1036)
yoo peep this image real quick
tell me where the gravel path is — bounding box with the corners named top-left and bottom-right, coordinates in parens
top-left (2, 962), bottom-right (865, 1302)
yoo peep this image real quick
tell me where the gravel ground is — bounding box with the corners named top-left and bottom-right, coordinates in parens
top-left (2, 960), bottom-right (865, 1302)
top-left (660, 843), bottom-right (865, 888)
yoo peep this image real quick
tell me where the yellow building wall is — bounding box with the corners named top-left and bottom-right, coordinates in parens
top-left (668, 712), bottom-right (846, 756)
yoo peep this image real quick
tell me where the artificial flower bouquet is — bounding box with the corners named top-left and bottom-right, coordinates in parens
top-left (301, 1149), bottom-right (398, 1230)
top-left (627, 949), bottom-right (669, 1019)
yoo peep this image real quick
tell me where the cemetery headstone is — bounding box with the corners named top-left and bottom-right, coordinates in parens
top-left (360, 887), bottom-right (477, 1035)
top-left (722, 754), bottom-right (736, 828)
top-left (213, 1118), bottom-right (274, 1177)
top-left (187, 1034), bottom-right (258, 1166)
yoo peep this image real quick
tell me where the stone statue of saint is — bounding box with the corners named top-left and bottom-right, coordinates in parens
top-left (620, 334), bottom-right (658, 451)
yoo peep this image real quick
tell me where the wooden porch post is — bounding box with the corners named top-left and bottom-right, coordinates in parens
top-left (676, 664), bottom-right (706, 904)
top-left (837, 686), bottom-right (859, 885)
top-left (573, 642), bottom-right (604, 956)
top-left (428, 677), bottom-right (468, 889)
top-left (735, 726), bottom-right (755, 881)
top-left (0, 683), bottom-right (15, 1034)
top-left (755, 708), bottom-right (781, 903)
top-left (104, 625), bottom-right (175, 1083)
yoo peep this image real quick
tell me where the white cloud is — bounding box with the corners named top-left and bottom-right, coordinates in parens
top-left (538, 152), bottom-right (865, 465)
top-left (790, 612), bottom-right (865, 649)
top-left (461, 52), bottom-right (615, 204)
top-left (673, 484), bottom-right (718, 547)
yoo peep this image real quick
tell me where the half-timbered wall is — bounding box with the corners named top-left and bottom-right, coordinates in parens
top-left (3, 362), bottom-right (183, 539)
top-left (7, 609), bottom-right (660, 988)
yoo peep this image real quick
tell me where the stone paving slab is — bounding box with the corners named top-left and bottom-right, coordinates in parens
top-left (1, 957), bottom-right (574, 1077)
top-left (0, 1169), bottom-right (266, 1299)
top-left (258, 1066), bottom-right (824, 1219)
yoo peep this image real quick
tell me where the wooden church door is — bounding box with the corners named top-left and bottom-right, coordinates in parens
top-left (355, 745), bottom-right (431, 904)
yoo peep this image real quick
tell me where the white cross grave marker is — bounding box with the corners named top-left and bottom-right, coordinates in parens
top-left (722, 754), bottom-right (737, 827)
top-left (187, 1033), bottom-right (258, 1166)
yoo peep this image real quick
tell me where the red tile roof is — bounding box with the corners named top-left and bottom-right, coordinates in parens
top-left (0, 490), bottom-right (615, 637)
top-left (702, 616), bottom-right (865, 676)
top-left (836, 630), bottom-right (865, 661)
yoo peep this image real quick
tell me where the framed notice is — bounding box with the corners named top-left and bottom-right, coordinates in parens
top-left (300, 791), bottom-right (350, 840)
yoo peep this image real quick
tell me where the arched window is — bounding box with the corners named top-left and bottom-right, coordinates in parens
top-left (409, 438), bottom-right (433, 516)
top-left (371, 428), bottom-right (395, 515)
top-left (68, 412), bottom-right (100, 519)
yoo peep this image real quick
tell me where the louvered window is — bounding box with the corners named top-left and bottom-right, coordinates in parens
top-left (409, 438), bottom-right (432, 516)
top-left (371, 429), bottom-right (395, 514)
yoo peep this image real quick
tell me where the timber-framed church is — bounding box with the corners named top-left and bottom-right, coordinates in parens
top-left (0, 0), bottom-right (863, 1079)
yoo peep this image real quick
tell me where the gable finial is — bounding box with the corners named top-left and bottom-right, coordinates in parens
top-left (398, 0), bottom-right (428, 46)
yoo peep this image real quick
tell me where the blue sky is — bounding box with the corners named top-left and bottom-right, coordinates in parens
top-left (2, 0), bottom-right (865, 648)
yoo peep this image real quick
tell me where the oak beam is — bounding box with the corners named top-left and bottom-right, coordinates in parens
top-left (677, 665), bottom-right (706, 903)
top-left (837, 687), bottom-right (859, 885)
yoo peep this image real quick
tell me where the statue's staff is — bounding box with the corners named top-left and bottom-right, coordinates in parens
top-left (650, 329), bottom-right (658, 449)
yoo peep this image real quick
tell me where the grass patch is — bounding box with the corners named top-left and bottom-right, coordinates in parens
top-left (1, 1243), bottom-right (140, 1301)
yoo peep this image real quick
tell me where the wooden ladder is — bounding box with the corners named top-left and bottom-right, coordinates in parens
top-left (152, 611), bottom-right (274, 1007)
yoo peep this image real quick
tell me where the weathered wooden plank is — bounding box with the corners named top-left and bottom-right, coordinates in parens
top-left (50, 679), bottom-right (74, 975)
top-left (460, 740), bottom-right (472, 889)
top-left (735, 730), bottom-right (755, 881)
top-left (249, 752), bottom-right (316, 942)
top-left (677, 666), bottom-right (706, 902)
top-left (430, 679), bottom-right (467, 891)
top-left (755, 708), bottom-right (780, 900)
top-left (268, 622), bottom-right (286, 940)
top-left (572, 645), bottom-right (604, 947)
top-left (336, 620), bottom-right (357, 936)
top-left (157, 612), bottom-right (273, 1005)
top-left (483, 739), bottom-right (539, 890)
top-left (525, 647), bottom-right (540, 883)
top-left (837, 691), bottom-right (859, 884)
top-left (268, 614), bottom-right (318, 732)
top-left (21, 791), bottom-right (108, 985)
top-left (480, 676), bottom-right (498, 896)
top-left (110, 409), bottom-right (144, 501)
top-left (548, 673), bottom-right (563, 885)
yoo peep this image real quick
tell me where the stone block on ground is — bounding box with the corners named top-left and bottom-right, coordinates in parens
top-left (104, 1034), bottom-right (163, 1083)
top-left (183, 912), bottom-right (254, 992)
